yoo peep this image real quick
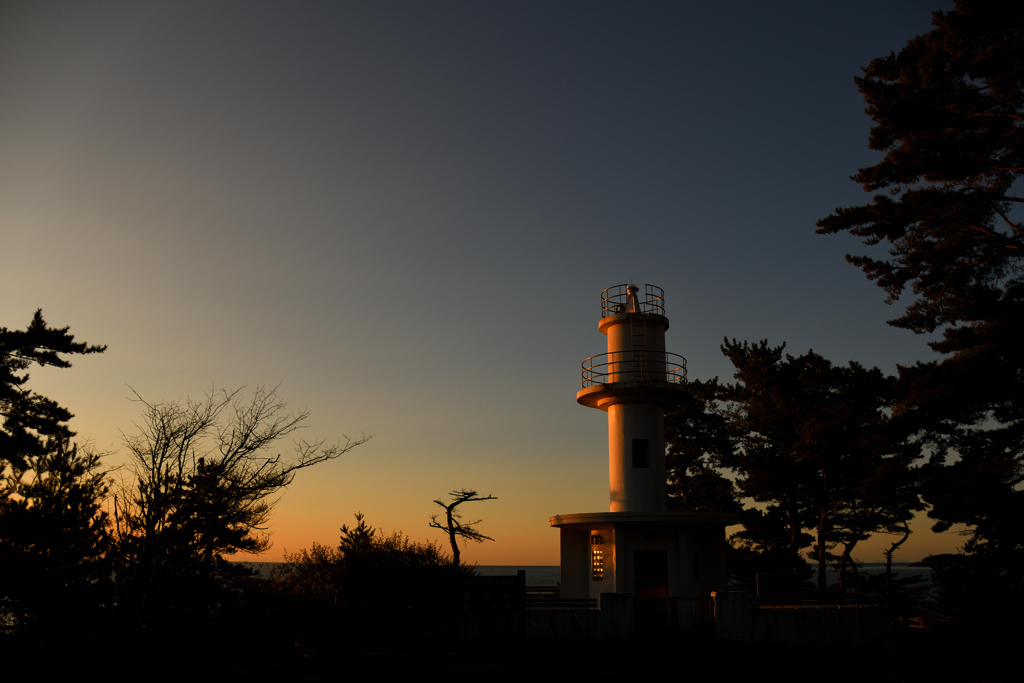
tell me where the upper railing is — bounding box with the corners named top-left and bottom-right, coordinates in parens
top-left (581, 350), bottom-right (687, 388)
top-left (601, 284), bottom-right (665, 318)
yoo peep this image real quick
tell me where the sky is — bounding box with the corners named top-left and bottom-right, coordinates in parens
top-left (1, 0), bottom-right (964, 565)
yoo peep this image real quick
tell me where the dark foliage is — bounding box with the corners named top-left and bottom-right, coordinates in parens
top-left (712, 340), bottom-right (922, 590)
top-left (110, 386), bottom-right (368, 627)
top-left (0, 439), bottom-right (111, 634)
top-left (280, 513), bottom-right (472, 636)
top-left (922, 552), bottom-right (1024, 629)
top-left (817, 0), bottom-right (1024, 559)
top-left (727, 508), bottom-right (814, 592)
top-left (816, 1), bottom-right (1024, 334)
top-left (665, 384), bottom-right (742, 515)
top-left (0, 311), bottom-right (108, 635)
top-left (0, 309), bottom-right (105, 470)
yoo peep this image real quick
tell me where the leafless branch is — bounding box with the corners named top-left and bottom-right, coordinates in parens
top-left (112, 385), bottom-right (369, 565)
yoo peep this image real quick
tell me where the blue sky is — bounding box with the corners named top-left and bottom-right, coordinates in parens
top-left (0, 1), bottom-right (962, 564)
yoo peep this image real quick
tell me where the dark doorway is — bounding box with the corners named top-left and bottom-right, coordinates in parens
top-left (634, 549), bottom-right (667, 598)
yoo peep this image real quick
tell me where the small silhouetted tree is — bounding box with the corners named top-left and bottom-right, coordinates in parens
top-left (429, 489), bottom-right (496, 566)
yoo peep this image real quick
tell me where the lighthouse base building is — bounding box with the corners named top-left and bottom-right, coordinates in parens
top-left (551, 284), bottom-right (734, 603)
top-left (551, 512), bottom-right (733, 601)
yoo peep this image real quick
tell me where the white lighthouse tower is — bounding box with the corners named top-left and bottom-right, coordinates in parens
top-left (551, 284), bottom-right (733, 603)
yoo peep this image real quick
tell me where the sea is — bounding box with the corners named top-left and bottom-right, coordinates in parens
top-left (812, 561), bottom-right (934, 592)
top-left (474, 565), bottom-right (560, 587)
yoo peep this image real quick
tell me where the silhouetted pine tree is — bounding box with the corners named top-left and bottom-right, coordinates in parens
top-left (817, 0), bottom-right (1024, 563)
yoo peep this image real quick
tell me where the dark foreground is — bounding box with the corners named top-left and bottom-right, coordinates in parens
top-left (4, 602), bottom-right (1018, 682)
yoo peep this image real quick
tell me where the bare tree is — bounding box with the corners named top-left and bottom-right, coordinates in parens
top-left (429, 489), bottom-right (496, 566)
top-left (111, 385), bottom-right (368, 622)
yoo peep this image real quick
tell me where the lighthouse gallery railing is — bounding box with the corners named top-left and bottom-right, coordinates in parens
top-left (581, 350), bottom-right (687, 388)
top-left (601, 283), bottom-right (665, 317)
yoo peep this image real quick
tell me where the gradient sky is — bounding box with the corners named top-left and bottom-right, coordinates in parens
top-left (1, 1), bottom-right (963, 565)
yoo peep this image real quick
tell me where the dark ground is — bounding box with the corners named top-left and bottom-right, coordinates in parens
top-left (211, 626), bottom-right (1021, 681)
top-left (4, 602), bottom-right (1017, 681)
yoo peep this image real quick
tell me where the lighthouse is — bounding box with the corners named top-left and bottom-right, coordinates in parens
top-left (551, 284), bottom-right (733, 603)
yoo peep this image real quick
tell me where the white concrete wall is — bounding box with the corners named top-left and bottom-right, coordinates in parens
top-left (607, 402), bottom-right (667, 512)
top-left (603, 316), bottom-right (668, 383)
top-left (559, 528), bottom-right (590, 600)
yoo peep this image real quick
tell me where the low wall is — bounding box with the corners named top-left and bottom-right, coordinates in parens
top-left (526, 609), bottom-right (602, 638)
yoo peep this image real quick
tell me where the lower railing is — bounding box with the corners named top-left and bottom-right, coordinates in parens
top-left (581, 350), bottom-right (687, 387)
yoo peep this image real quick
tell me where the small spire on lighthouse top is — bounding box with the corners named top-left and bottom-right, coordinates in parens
top-left (625, 284), bottom-right (641, 314)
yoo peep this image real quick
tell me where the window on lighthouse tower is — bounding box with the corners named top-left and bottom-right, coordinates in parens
top-left (632, 438), bottom-right (649, 468)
